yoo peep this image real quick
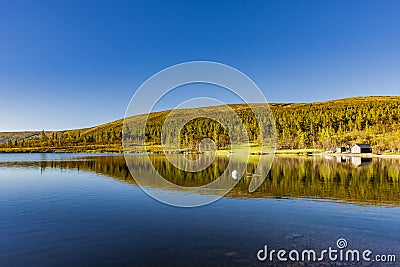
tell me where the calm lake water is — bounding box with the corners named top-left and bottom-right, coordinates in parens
top-left (0, 153), bottom-right (399, 266)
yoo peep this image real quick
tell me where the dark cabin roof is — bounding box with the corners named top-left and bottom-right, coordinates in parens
top-left (353, 144), bottom-right (371, 148)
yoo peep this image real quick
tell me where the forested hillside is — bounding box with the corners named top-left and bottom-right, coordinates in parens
top-left (1, 96), bottom-right (399, 153)
top-left (273, 96), bottom-right (400, 152)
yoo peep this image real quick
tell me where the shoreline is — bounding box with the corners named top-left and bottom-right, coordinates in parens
top-left (1, 149), bottom-right (400, 158)
top-left (312, 152), bottom-right (400, 159)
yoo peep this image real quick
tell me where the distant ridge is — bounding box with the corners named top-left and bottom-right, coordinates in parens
top-left (1, 96), bottom-right (399, 153)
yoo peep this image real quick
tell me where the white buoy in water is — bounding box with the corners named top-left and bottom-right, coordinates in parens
top-left (232, 170), bottom-right (239, 180)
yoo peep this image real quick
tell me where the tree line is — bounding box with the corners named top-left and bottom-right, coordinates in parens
top-left (2, 97), bottom-right (400, 153)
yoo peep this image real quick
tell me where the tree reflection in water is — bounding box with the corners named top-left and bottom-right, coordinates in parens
top-left (2, 155), bottom-right (399, 206)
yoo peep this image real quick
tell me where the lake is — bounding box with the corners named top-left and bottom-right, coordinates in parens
top-left (0, 153), bottom-right (399, 266)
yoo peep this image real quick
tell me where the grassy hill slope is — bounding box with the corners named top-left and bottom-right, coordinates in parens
top-left (1, 96), bottom-right (399, 153)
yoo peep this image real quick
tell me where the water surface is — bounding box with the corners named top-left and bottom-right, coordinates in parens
top-left (0, 154), bottom-right (399, 266)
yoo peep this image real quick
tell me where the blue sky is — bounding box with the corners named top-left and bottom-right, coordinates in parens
top-left (0, 0), bottom-right (399, 131)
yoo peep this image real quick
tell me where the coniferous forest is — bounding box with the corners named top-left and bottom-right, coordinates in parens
top-left (1, 96), bottom-right (400, 153)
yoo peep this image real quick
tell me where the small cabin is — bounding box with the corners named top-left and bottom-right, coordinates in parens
top-left (336, 146), bottom-right (346, 153)
top-left (351, 144), bottom-right (372, 154)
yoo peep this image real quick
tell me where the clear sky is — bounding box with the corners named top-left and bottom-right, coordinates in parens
top-left (0, 0), bottom-right (399, 131)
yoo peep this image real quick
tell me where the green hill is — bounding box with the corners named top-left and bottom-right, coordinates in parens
top-left (1, 96), bottom-right (400, 153)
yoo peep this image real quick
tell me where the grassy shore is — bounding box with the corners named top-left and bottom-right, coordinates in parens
top-left (0, 145), bottom-right (122, 153)
top-left (1, 142), bottom-right (400, 157)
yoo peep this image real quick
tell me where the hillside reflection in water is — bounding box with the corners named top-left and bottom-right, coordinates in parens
top-left (3, 154), bottom-right (399, 206)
